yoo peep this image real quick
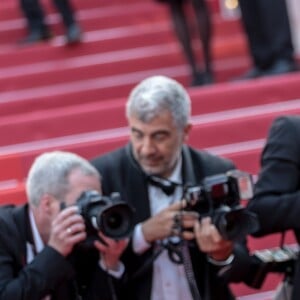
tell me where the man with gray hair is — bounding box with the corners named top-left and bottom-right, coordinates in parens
top-left (0, 151), bottom-right (128, 300)
top-left (91, 75), bottom-right (255, 300)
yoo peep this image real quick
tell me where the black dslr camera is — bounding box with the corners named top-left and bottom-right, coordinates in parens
top-left (184, 170), bottom-right (259, 241)
top-left (76, 190), bottom-right (134, 241)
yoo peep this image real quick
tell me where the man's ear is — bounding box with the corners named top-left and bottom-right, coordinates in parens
top-left (183, 123), bottom-right (193, 142)
top-left (40, 194), bottom-right (53, 214)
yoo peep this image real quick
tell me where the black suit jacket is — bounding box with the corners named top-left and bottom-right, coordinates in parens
top-left (0, 204), bottom-right (122, 300)
top-left (238, 0), bottom-right (294, 68)
top-left (91, 144), bottom-right (254, 300)
top-left (247, 115), bottom-right (300, 300)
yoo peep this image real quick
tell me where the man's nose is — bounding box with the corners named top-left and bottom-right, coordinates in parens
top-left (140, 138), bottom-right (156, 155)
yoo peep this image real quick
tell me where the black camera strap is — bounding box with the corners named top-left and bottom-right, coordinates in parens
top-left (131, 239), bottom-right (201, 300)
top-left (181, 241), bottom-right (202, 300)
top-left (127, 145), bottom-right (201, 299)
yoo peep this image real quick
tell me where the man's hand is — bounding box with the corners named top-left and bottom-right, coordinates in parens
top-left (48, 206), bottom-right (86, 257)
top-left (141, 201), bottom-right (199, 243)
top-left (194, 217), bottom-right (233, 261)
top-left (94, 232), bottom-right (129, 271)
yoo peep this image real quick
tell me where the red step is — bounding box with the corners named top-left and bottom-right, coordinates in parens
top-left (1, 66), bottom-right (299, 117)
top-left (0, 139), bottom-right (262, 203)
top-left (1, 85), bottom-right (300, 146)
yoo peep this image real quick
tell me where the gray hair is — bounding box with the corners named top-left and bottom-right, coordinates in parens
top-left (26, 151), bottom-right (100, 206)
top-left (126, 75), bottom-right (191, 129)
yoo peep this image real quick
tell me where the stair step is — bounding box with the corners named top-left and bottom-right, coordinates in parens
top-left (0, 43), bottom-right (249, 93)
top-left (1, 94), bottom-right (299, 145)
top-left (1, 97), bottom-right (300, 163)
top-left (0, 0), bottom-right (293, 299)
top-left (1, 72), bottom-right (300, 141)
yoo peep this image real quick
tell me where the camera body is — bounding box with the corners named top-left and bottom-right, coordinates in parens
top-left (76, 190), bottom-right (134, 241)
top-left (184, 169), bottom-right (259, 241)
top-left (254, 245), bottom-right (298, 273)
top-left (248, 245), bottom-right (299, 289)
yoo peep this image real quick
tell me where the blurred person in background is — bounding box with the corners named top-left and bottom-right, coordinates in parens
top-left (19, 0), bottom-right (81, 45)
top-left (155, 0), bottom-right (214, 86)
top-left (237, 0), bottom-right (298, 79)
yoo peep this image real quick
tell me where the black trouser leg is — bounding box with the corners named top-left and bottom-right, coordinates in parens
top-left (191, 0), bottom-right (212, 74)
top-left (258, 0), bottom-right (294, 65)
top-left (239, 0), bottom-right (294, 69)
top-left (169, 1), bottom-right (199, 77)
top-left (20, 0), bottom-right (46, 32)
top-left (52, 0), bottom-right (76, 28)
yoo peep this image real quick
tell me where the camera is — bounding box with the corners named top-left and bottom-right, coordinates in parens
top-left (248, 245), bottom-right (299, 289)
top-left (76, 190), bottom-right (135, 241)
top-left (184, 169), bottom-right (259, 241)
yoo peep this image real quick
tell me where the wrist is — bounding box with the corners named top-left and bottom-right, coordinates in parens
top-left (101, 254), bottom-right (120, 271)
top-left (99, 259), bottom-right (125, 278)
top-left (141, 222), bottom-right (154, 244)
top-left (207, 245), bottom-right (233, 261)
top-left (133, 223), bottom-right (152, 254)
top-left (208, 254), bottom-right (235, 266)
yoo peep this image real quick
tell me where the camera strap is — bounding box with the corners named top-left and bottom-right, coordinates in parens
top-left (131, 240), bottom-right (201, 300)
top-left (181, 241), bottom-right (202, 300)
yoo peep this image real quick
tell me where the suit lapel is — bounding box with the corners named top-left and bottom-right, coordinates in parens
top-left (124, 144), bottom-right (151, 223)
top-left (181, 146), bottom-right (213, 300)
top-left (12, 204), bottom-right (33, 266)
top-left (182, 145), bottom-right (197, 186)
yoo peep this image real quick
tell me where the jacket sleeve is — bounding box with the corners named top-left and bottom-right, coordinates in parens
top-left (0, 243), bottom-right (75, 300)
top-left (247, 116), bottom-right (300, 235)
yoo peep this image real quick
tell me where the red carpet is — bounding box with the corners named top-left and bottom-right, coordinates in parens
top-left (0, 0), bottom-right (300, 297)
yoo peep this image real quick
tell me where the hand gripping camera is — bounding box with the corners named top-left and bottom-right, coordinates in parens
top-left (184, 170), bottom-right (259, 241)
top-left (76, 190), bottom-right (135, 241)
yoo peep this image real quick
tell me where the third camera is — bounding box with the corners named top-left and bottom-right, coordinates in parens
top-left (184, 169), bottom-right (259, 241)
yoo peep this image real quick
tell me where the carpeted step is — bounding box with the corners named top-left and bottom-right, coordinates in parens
top-left (1, 76), bottom-right (300, 146)
top-left (0, 59), bottom-right (253, 113)
top-left (1, 68), bottom-right (299, 117)
top-left (0, 0), bottom-right (221, 22)
top-left (0, 138), bottom-right (262, 203)
top-left (0, 23), bottom-right (248, 92)
top-left (0, 0), bottom-right (292, 298)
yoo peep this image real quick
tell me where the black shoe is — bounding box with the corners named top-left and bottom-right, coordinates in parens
top-left (65, 23), bottom-right (82, 45)
top-left (19, 28), bottom-right (52, 44)
top-left (191, 71), bottom-right (214, 87)
top-left (263, 59), bottom-right (298, 76)
top-left (233, 67), bottom-right (263, 81)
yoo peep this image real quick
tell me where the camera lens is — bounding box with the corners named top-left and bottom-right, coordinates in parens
top-left (105, 213), bottom-right (123, 229)
top-left (99, 203), bottom-right (133, 239)
top-left (76, 190), bottom-right (134, 240)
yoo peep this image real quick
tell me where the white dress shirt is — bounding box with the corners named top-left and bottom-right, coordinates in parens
top-left (133, 159), bottom-right (193, 300)
top-left (28, 209), bottom-right (51, 300)
top-left (27, 209), bottom-right (45, 264)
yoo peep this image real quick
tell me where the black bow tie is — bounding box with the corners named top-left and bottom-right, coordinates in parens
top-left (147, 176), bottom-right (178, 196)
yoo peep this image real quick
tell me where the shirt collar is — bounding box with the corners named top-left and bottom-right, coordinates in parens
top-left (168, 155), bottom-right (182, 184)
top-left (28, 208), bottom-right (45, 253)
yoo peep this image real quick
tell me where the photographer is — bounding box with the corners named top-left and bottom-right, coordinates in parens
top-left (247, 115), bottom-right (300, 299)
top-left (91, 75), bottom-right (255, 300)
top-left (0, 151), bottom-right (128, 300)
